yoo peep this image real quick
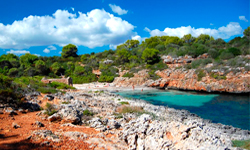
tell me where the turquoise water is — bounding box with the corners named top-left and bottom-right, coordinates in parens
top-left (117, 90), bottom-right (250, 130)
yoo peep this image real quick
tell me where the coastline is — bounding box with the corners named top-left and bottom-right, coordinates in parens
top-left (71, 88), bottom-right (250, 149)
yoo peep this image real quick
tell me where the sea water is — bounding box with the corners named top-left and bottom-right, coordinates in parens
top-left (117, 89), bottom-right (250, 130)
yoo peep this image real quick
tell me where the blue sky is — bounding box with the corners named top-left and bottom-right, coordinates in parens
top-left (0, 0), bottom-right (249, 56)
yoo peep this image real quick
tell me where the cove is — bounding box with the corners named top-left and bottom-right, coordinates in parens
top-left (117, 89), bottom-right (250, 130)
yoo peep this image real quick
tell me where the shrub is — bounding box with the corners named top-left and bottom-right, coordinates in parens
top-left (98, 75), bottom-right (114, 82)
top-left (45, 103), bottom-right (57, 116)
top-left (48, 81), bottom-right (75, 89)
top-left (208, 48), bottom-right (219, 59)
top-left (83, 109), bottom-right (94, 116)
top-left (123, 72), bottom-right (134, 78)
top-left (72, 74), bottom-right (98, 84)
top-left (196, 69), bottom-right (206, 81)
top-left (220, 52), bottom-right (234, 60)
top-left (119, 101), bottom-right (129, 105)
top-left (191, 59), bottom-right (203, 68)
top-left (148, 70), bottom-right (160, 80)
top-left (210, 73), bottom-right (227, 80)
top-left (37, 87), bottom-right (58, 94)
top-left (232, 139), bottom-right (250, 150)
top-left (202, 58), bottom-right (213, 66)
top-left (61, 101), bottom-right (70, 104)
top-left (8, 68), bottom-right (19, 77)
top-left (227, 47), bottom-right (241, 56)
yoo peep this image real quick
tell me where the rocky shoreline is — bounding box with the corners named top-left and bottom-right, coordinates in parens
top-left (1, 88), bottom-right (249, 149)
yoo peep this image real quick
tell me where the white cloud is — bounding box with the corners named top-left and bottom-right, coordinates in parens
top-left (6, 50), bottom-right (30, 55)
top-left (71, 7), bottom-right (75, 11)
top-left (210, 23), bottom-right (214, 26)
top-left (146, 22), bottom-right (242, 39)
top-left (48, 45), bottom-right (57, 50)
top-left (43, 45), bottom-right (57, 53)
top-left (0, 9), bottom-right (135, 50)
top-left (132, 35), bottom-right (142, 42)
top-left (34, 54), bottom-right (41, 56)
top-left (239, 16), bottom-right (248, 22)
top-left (109, 4), bottom-right (128, 15)
top-left (144, 27), bottom-right (151, 32)
top-left (43, 48), bottom-right (50, 53)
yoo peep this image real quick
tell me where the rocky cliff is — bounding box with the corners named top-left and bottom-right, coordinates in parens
top-left (113, 55), bottom-right (250, 93)
top-left (150, 68), bottom-right (250, 93)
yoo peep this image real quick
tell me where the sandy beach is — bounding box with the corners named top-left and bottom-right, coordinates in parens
top-left (73, 82), bottom-right (155, 92)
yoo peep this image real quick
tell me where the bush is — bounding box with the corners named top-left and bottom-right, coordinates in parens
top-left (123, 72), bottom-right (134, 78)
top-left (72, 74), bottom-right (98, 84)
top-left (202, 58), bottom-right (213, 66)
top-left (232, 139), bottom-right (250, 150)
top-left (98, 75), bottom-right (114, 82)
top-left (191, 59), bottom-right (203, 68)
top-left (37, 87), bottom-right (58, 94)
top-left (148, 70), bottom-right (160, 80)
top-left (8, 68), bottom-right (19, 77)
top-left (227, 47), bottom-right (241, 56)
top-left (48, 81), bottom-right (75, 89)
top-left (220, 51), bottom-right (234, 60)
top-left (208, 48), bottom-right (219, 58)
top-left (119, 101), bottom-right (129, 105)
top-left (210, 73), bottom-right (226, 80)
top-left (83, 109), bottom-right (94, 116)
top-left (45, 103), bottom-right (57, 116)
top-left (196, 69), bottom-right (206, 81)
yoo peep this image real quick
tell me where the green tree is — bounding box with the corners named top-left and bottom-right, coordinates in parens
top-left (182, 34), bottom-right (195, 44)
top-left (141, 48), bottom-right (160, 64)
top-left (81, 54), bottom-right (88, 63)
top-left (35, 60), bottom-right (47, 74)
top-left (145, 36), bottom-right (161, 48)
top-left (8, 68), bottom-right (18, 77)
top-left (194, 34), bottom-right (214, 44)
top-left (125, 39), bottom-right (140, 49)
top-left (116, 48), bottom-right (131, 63)
top-left (51, 62), bottom-right (65, 76)
top-left (61, 44), bottom-right (78, 58)
top-left (243, 26), bottom-right (250, 38)
top-left (19, 53), bottom-right (38, 68)
top-left (227, 47), bottom-right (241, 56)
top-left (164, 36), bottom-right (183, 46)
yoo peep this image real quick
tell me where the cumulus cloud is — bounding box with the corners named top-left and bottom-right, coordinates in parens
top-left (144, 27), bottom-right (151, 32)
top-left (48, 45), bottom-right (57, 50)
top-left (0, 9), bottom-right (135, 49)
top-left (109, 4), bottom-right (128, 15)
top-left (43, 48), bottom-right (50, 53)
top-left (146, 22), bottom-right (242, 39)
top-left (132, 35), bottom-right (142, 42)
top-left (6, 50), bottom-right (30, 55)
top-left (43, 45), bottom-right (57, 53)
top-left (239, 16), bottom-right (248, 22)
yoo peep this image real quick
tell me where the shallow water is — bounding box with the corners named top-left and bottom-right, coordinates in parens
top-left (117, 90), bottom-right (250, 130)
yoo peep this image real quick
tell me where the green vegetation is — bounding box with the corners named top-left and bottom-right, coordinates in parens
top-left (0, 27), bottom-right (249, 107)
top-left (232, 139), bottom-right (250, 150)
top-left (122, 72), bottom-right (134, 78)
top-left (119, 101), bottom-right (129, 105)
top-left (83, 109), bottom-right (94, 116)
top-left (44, 102), bottom-right (57, 116)
top-left (196, 69), bottom-right (206, 81)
